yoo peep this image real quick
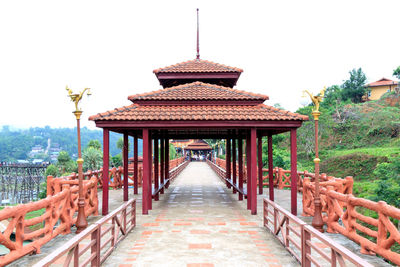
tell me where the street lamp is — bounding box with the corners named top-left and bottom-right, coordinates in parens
top-left (66, 86), bottom-right (91, 234)
top-left (303, 87), bottom-right (326, 233)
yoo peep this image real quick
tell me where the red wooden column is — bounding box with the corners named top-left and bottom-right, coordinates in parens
top-left (165, 138), bottom-right (170, 188)
top-left (250, 128), bottom-right (257, 214)
top-left (160, 137), bottom-right (165, 194)
top-left (232, 138), bottom-right (237, 194)
top-left (123, 133), bottom-right (129, 201)
top-left (268, 134), bottom-right (274, 201)
top-left (102, 129), bottom-right (109, 215)
top-left (142, 129), bottom-right (150, 214)
top-left (133, 136), bottom-right (138, 195)
top-left (148, 131), bottom-right (153, 210)
top-left (258, 136), bottom-right (263, 195)
top-left (238, 138), bottom-right (243, 201)
top-left (154, 138), bottom-right (159, 201)
top-left (290, 128), bottom-right (298, 215)
top-left (246, 133), bottom-right (251, 210)
top-left (226, 138), bottom-right (231, 188)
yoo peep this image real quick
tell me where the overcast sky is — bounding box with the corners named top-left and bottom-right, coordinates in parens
top-left (1, 0), bottom-right (399, 129)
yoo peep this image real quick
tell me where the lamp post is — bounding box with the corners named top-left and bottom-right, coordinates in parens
top-left (66, 86), bottom-right (91, 234)
top-left (303, 87), bottom-right (326, 233)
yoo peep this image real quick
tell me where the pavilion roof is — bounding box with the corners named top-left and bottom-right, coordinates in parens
top-left (89, 104), bottom-right (308, 121)
top-left (153, 59), bottom-right (243, 74)
top-left (185, 140), bottom-right (212, 150)
top-left (128, 82), bottom-right (268, 103)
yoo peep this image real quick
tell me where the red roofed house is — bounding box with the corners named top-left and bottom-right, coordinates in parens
top-left (90, 55), bottom-right (308, 216)
top-left (364, 78), bottom-right (399, 100)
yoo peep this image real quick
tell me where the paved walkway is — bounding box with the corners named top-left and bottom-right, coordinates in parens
top-left (104, 162), bottom-right (298, 267)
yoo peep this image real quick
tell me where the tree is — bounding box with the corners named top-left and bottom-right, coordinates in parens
top-left (83, 147), bottom-right (103, 171)
top-left (87, 139), bottom-right (101, 150)
top-left (393, 66), bottom-right (400, 79)
top-left (57, 151), bottom-right (71, 165)
top-left (341, 68), bottom-right (367, 103)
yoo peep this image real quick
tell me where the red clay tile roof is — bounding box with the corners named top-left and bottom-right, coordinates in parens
top-left (186, 140), bottom-right (212, 150)
top-left (153, 59), bottom-right (243, 73)
top-left (128, 82), bottom-right (268, 102)
top-left (89, 104), bottom-right (308, 121)
top-left (365, 78), bottom-right (398, 87)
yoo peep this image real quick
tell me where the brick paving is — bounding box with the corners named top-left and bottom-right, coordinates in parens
top-left (103, 162), bottom-right (299, 267)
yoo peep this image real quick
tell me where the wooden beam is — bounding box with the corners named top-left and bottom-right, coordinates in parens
top-left (250, 128), bottom-right (257, 215)
top-left (123, 133), bottom-right (129, 201)
top-left (102, 129), bottom-right (109, 215)
top-left (133, 136), bottom-right (138, 195)
top-left (268, 134), bottom-right (274, 201)
top-left (238, 138), bottom-right (243, 201)
top-left (290, 129), bottom-right (297, 216)
top-left (142, 129), bottom-right (149, 215)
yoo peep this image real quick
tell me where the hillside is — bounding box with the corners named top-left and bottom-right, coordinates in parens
top-left (0, 126), bottom-right (142, 162)
top-left (272, 91), bottom-right (400, 208)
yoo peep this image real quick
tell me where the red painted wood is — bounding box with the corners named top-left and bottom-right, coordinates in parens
top-left (160, 137), bottom-right (165, 194)
top-left (131, 100), bottom-right (264, 106)
top-left (238, 138), bottom-right (243, 201)
top-left (250, 128), bottom-right (257, 215)
top-left (102, 129), bottom-right (109, 215)
top-left (226, 138), bottom-right (231, 188)
top-left (268, 135), bottom-right (274, 201)
top-left (154, 138), bottom-right (159, 201)
top-left (95, 120), bottom-right (303, 128)
top-left (258, 136), bottom-right (263, 195)
top-left (165, 138), bottom-right (170, 188)
top-left (246, 134), bottom-right (251, 210)
top-left (148, 132), bottom-right (152, 210)
top-left (133, 136), bottom-right (138, 195)
top-left (155, 72), bottom-right (240, 79)
top-left (232, 138), bottom-right (237, 194)
top-left (123, 133), bottom-right (129, 201)
top-left (142, 129), bottom-right (149, 215)
top-left (290, 128), bottom-right (297, 216)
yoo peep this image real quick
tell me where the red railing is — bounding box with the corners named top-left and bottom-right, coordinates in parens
top-left (33, 198), bottom-right (136, 267)
top-left (263, 198), bottom-right (373, 267)
top-left (0, 177), bottom-right (98, 266)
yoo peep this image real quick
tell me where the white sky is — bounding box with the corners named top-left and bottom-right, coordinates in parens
top-left (1, 0), bottom-right (399, 129)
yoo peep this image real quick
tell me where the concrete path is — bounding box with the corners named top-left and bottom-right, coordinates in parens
top-left (104, 162), bottom-right (299, 267)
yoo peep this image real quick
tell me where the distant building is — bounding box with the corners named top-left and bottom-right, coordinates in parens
top-left (364, 78), bottom-right (398, 100)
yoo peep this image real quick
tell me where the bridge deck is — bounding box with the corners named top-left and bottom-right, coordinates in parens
top-left (104, 161), bottom-right (299, 266)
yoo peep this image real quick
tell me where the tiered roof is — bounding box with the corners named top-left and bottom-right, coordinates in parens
top-left (154, 59), bottom-right (242, 88)
top-left (185, 140), bottom-right (212, 150)
top-left (90, 57), bottom-right (308, 127)
top-left (153, 59), bottom-right (243, 73)
top-left (89, 81), bottom-right (307, 122)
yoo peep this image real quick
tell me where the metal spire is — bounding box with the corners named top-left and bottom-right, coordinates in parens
top-left (196, 8), bottom-right (200, 60)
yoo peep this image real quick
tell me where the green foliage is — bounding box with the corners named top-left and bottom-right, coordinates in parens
top-left (341, 68), bottom-right (367, 103)
top-left (111, 154), bottom-right (122, 167)
top-left (393, 66), bottom-right (400, 79)
top-left (169, 143), bottom-right (177, 159)
top-left (83, 147), bottom-right (103, 171)
top-left (45, 164), bottom-right (59, 177)
top-left (87, 139), bottom-right (101, 150)
top-left (320, 153), bottom-right (387, 181)
top-left (57, 151), bottom-right (71, 165)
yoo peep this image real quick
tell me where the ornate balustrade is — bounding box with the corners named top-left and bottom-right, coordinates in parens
top-left (264, 198), bottom-right (373, 267)
top-left (0, 176), bottom-right (98, 266)
top-left (33, 199), bottom-right (136, 267)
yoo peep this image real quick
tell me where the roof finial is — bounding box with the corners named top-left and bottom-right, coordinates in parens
top-left (196, 8), bottom-right (200, 60)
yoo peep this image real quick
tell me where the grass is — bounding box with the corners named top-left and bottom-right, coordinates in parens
top-left (320, 146), bottom-right (400, 159)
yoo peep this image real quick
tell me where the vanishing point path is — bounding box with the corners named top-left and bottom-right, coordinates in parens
top-left (104, 162), bottom-right (298, 267)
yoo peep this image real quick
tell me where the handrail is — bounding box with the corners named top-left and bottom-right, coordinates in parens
top-left (263, 198), bottom-right (373, 267)
top-left (33, 198), bottom-right (136, 267)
